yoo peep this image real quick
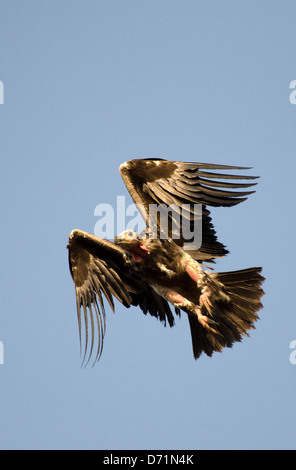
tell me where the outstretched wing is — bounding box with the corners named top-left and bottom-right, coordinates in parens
top-left (67, 229), bottom-right (177, 365)
top-left (120, 159), bottom-right (258, 262)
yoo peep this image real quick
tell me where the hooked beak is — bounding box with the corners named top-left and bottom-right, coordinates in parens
top-left (114, 235), bottom-right (149, 262)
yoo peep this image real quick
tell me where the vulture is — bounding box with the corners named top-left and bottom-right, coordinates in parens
top-left (67, 159), bottom-right (264, 365)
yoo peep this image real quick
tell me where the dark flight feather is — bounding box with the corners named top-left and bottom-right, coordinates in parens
top-left (68, 229), bottom-right (177, 365)
top-left (120, 159), bottom-right (258, 261)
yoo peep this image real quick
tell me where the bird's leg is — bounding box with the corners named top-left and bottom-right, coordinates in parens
top-left (194, 305), bottom-right (218, 334)
top-left (165, 290), bottom-right (218, 334)
top-left (194, 307), bottom-right (219, 334)
top-left (183, 259), bottom-right (218, 331)
top-left (199, 290), bottom-right (212, 315)
top-left (184, 259), bottom-right (202, 284)
top-left (184, 259), bottom-right (214, 312)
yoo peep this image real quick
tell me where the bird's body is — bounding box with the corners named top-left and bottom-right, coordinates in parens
top-left (67, 159), bottom-right (265, 364)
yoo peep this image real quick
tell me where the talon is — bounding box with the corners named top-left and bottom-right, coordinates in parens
top-left (195, 307), bottom-right (219, 334)
top-left (199, 292), bottom-right (212, 315)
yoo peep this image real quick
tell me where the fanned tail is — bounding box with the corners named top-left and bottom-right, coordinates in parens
top-left (188, 267), bottom-right (265, 359)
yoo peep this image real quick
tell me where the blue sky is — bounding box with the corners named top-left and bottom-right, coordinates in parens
top-left (0, 1), bottom-right (295, 450)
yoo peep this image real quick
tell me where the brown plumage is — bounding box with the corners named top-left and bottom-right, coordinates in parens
top-left (67, 159), bottom-right (264, 365)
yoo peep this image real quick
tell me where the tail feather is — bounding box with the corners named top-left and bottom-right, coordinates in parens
top-left (188, 267), bottom-right (265, 359)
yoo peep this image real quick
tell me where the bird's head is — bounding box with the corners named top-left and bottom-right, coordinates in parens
top-left (114, 230), bottom-right (150, 262)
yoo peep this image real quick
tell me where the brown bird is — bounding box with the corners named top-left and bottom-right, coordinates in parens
top-left (67, 159), bottom-right (264, 365)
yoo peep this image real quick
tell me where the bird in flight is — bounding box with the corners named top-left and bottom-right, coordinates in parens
top-left (67, 159), bottom-right (264, 365)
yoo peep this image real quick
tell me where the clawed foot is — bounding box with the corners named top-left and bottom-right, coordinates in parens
top-left (196, 308), bottom-right (219, 334)
top-left (165, 288), bottom-right (219, 335)
top-left (199, 291), bottom-right (212, 314)
top-left (196, 292), bottom-right (218, 334)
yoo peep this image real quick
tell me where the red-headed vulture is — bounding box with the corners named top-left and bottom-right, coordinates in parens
top-left (67, 159), bottom-right (264, 365)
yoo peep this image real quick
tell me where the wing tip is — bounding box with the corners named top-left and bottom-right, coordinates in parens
top-left (68, 229), bottom-right (86, 245)
top-left (119, 161), bottom-right (129, 172)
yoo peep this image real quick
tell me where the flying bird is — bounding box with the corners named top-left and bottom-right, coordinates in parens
top-left (67, 159), bottom-right (264, 365)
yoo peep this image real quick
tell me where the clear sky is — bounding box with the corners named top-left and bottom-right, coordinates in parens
top-left (0, 0), bottom-right (295, 450)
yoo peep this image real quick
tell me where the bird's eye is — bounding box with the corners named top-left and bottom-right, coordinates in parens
top-left (127, 230), bottom-right (135, 239)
